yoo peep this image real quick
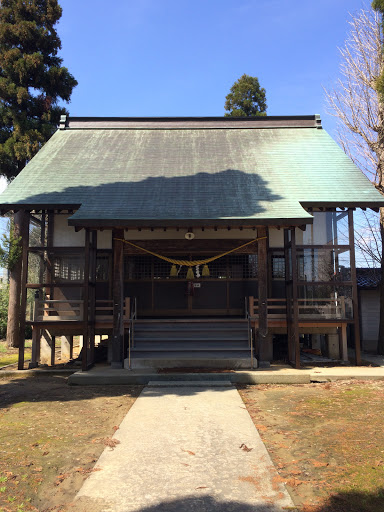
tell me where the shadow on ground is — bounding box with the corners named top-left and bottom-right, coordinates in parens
top-left (0, 374), bottom-right (244, 407)
top-left (74, 494), bottom-right (291, 512)
top-left (0, 374), bottom-right (143, 407)
top-left (314, 488), bottom-right (384, 512)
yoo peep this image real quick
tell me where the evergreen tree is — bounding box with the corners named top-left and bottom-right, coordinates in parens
top-left (0, 0), bottom-right (77, 179)
top-left (224, 74), bottom-right (267, 117)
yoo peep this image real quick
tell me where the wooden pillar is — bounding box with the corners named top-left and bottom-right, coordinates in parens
top-left (340, 323), bottom-right (348, 362)
top-left (284, 228), bottom-right (300, 368)
top-left (348, 209), bottom-right (362, 365)
top-left (284, 229), bottom-right (293, 362)
top-left (29, 326), bottom-right (40, 368)
top-left (89, 230), bottom-right (97, 366)
top-left (257, 227), bottom-right (272, 365)
top-left (46, 211), bottom-right (54, 300)
top-left (112, 229), bottom-right (124, 368)
top-left (17, 211), bottom-right (30, 369)
top-left (291, 228), bottom-right (300, 368)
top-left (82, 229), bottom-right (90, 371)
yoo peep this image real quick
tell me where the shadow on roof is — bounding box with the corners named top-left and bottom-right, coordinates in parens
top-left (6, 169), bottom-right (293, 222)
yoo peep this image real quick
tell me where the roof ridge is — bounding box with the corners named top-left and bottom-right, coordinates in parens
top-left (59, 115), bottom-right (322, 130)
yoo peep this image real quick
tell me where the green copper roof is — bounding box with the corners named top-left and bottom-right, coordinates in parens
top-left (0, 116), bottom-right (382, 226)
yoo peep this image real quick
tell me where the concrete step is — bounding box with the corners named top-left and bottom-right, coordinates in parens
top-left (134, 322), bottom-right (248, 330)
top-left (130, 350), bottom-right (252, 359)
top-left (147, 380), bottom-right (234, 387)
top-left (134, 336), bottom-right (248, 343)
top-left (131, 340), bottom-right (249, 352)
top-left (125, 357), bottom-right (255, 370)
top-left (134, 331), bottom-right (248, 339)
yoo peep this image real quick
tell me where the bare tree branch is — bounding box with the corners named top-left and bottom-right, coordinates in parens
top-left (324, 7), bottom-right (384, 266)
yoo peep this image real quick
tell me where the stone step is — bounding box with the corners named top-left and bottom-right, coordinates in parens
top-left (130, 350), bottom-right (251, 359)
top-left (134, 325), bottom-right (248, 332)
top-left (147, 380), bottom-right (234, 387)
top-left (134, 336), bottom-right (248, 343)
top-left (132, 343), bottom-right (249, 351)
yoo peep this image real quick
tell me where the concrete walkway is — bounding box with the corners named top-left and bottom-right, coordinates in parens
top-left (74, 382), bottom-right (295, 512)
top-left (67, 359), bottom-right (384, 386)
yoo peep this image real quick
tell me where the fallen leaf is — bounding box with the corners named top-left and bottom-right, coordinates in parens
top-left (182, 449), bottom-right (195, 456)
top-left (239, 443), bottom-right (253, 452)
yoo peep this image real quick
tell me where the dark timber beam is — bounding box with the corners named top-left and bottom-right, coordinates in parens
top-left (348, 209), bottom-right (362, 365)
top-left (112, 229), bottom-right (124, 368)
top-left (82, 229), bottom-right (90, 371)
top-left (257, 227), bottom-right (272, 365)
top-left (18, 212), bottom-right (30, 370)
top-left (290, 228), bottom-right (300, 369)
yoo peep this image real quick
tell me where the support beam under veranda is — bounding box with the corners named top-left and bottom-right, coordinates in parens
top-left (348, 208), bottom-right (362, 365)
top-left (17, 211), bottom-right (30, 369)
top-left (111, 229), bottom-right (124, 369)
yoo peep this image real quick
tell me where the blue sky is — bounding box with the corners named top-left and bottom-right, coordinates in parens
top-left (0, 0), bottom-right (376, 263)
top-left (58, 0), bottom-right (369, 136)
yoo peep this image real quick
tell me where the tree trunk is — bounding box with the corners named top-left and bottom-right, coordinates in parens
top-left (377, 93), bottom-right (384, 354)
top-left (378, 207), bottom-right (384, 354)
top-left (6, 211), bottom-right (25, 348)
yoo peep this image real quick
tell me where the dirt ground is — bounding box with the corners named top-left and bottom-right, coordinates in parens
top-left (239, 380), bottom-right (384, 512)
top-left (1, 375), bottom-right (384, 512)
top-left (0, 373), bottom-right (142, 512)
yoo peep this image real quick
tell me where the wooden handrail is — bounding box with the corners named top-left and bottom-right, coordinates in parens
top-left (249, 296), bottom-right (347, 319)
top-left (32, 298), bottom-right (131, 322)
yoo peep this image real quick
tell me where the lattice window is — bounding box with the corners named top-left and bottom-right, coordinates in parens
top-left (96, 255), bottom-right (110, 281)
top-left (54, 256), bottom-right (84, 281)
top-left (125, 257), bottom-right (152, 280)
top-left (272, 255), bottom-right (285, 279)
top-left (125, 254), bottom-right (258, 280)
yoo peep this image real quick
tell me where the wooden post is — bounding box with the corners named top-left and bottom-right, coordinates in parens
top-left (46, 211), bottom-right (54, 301)
top-left (284, 229), bottom-right (293, 363)
top-left (29, 295), bottom-right (40, 368)
top-left (291, 228), bottom-right (300, 369)
top-left (89, 230), bottom-right (97, 366)
top-left (257, 227), bottom-right (272, 365)
top-left (18, 211), bottom-right (30, 370)
top-left (29, 326), bottom-right (40, 368)
top-left (112, 229), bottom-right (124, 368)
top-left (348, 209), bottom-right (362, 365)
top-left (50, 335), bottom-right (56, 366)
top-left (82, 229), bottom-right (90, 371)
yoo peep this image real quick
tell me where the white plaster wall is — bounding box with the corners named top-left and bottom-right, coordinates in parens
top-left (124, 227), bottom-right (304, 248)
top-left (124, 228), bottom-right (259, 241)
top-left (303, 212), bottom-right (329, 245)
top-left (98, 230), bottom-right (112, 249)
top-left (269, 228), bottom-right (284, 248)
top-left (53, 215), bottom-right (85, 247)
top-left (53, 216), bottom-right (112, 249)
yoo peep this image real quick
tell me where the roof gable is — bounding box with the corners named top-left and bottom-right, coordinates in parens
top-left (0, 116), bottom-right (383, 226)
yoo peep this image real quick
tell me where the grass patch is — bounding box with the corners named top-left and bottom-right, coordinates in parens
top-left (239, 380), bottom-right (384, 512)
top-left (0, 341), bottom-right (32, 368)
top-left (0, 374), bottom-right (142, 511)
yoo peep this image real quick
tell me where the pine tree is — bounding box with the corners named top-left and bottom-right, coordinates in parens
top-left (0, 0), bottom-right (77, 179)
top-left (0, 0), bottom-right (77, 349)
top-left (224, 74), bottom-right (267, 117)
